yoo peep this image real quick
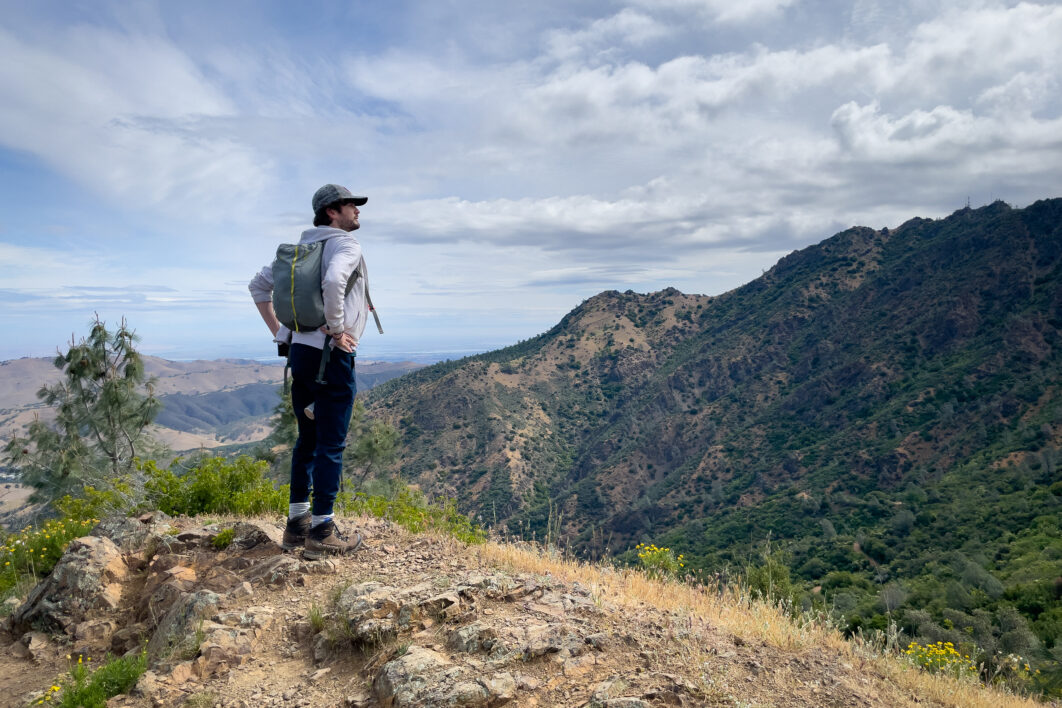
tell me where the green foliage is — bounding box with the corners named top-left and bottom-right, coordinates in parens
top-left (357, 200), bottom-right (1062, 694)
top-left (142, 456), bottom-right (287, 517)
top-left (267, 387), bottom-right (298, 449)
top-left (43, 650), bottom-right (148, 708)
top-left (3, 317), bottom-right (163, 502)
top-left (308, 603), bottom-right (326, 634)
top-left (905, 640), bottom-right (978, 679)
top-left (211, 528), bottom-right (235, 550)
top-left (337, 487), bottom-right (486, 545)
top-left (745, 549), bottom-right (796, 606)
top-left (1, 517), bottom-right (98, 603)
top-left (635, 542), bottom-right (684, 579)
top-left (54, 483), bottom-right (131, 521)
top-left (342, 401), bottom-right (399, 488)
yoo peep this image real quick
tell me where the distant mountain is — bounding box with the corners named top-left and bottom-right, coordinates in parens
top-left (0, 356), bottom-right (423, 451)
top-left (365, 199), bottom-right (1062, 684)
top-left (154, 360), bottom-right (422, 440)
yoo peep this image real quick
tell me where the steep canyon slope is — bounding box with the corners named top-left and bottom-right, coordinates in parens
top-left (369, 199), bottom-right (1061, 547)
top-left (365, 200), bottom-right (1062, 681)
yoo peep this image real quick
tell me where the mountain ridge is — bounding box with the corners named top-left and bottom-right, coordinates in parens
top-left (364, 198), bottom-right (1062, 689)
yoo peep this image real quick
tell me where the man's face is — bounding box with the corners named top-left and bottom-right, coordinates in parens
top-left (328, 201), bottom-right (360, 232)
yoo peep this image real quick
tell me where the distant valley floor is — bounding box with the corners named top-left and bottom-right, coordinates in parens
top-left (0, 356), bottom-right (423, 453)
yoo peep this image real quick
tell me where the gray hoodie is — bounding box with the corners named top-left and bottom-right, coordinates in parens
top-left (249, 226), bottom-right (380, 350)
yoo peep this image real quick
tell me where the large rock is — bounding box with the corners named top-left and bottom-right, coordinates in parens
top-left (229, 521), bottom-right (285, 554)
top-left (372, 647), bottom-right (514, 708)
top-left (245, 555), bottom-right (302, 585)
top-left (10, 631), bottom-right (51, 661)
top-left (146, 590), bottom-right (219, 661)
top-left (447, 622), bottom-right (498, 653)
top-left (522, 623), bottom-right (586, 658)
top-left (337, 583), bottom-right (403, 645)
top-left (10, 536), bottom-right (129, 635)
top-left (372, 647), bottom-right (452, 707)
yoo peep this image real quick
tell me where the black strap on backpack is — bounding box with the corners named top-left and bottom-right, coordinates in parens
top-left (315, 341), bottom-right (331, 384)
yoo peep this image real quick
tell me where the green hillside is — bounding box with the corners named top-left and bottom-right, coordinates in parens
top-left (366, 199), bottom-right (1062, 691)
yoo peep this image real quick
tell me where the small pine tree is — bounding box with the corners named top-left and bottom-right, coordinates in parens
top-left (3, 316), bottom-right (163, 504)
top-left (264, 391), bottom-right (399, 493)
top-left (344, 400), bottom-right (399, 487)
top-left (262, 387), bottom-right (298, 477)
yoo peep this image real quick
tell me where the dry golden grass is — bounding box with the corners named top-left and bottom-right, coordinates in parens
top-left (472, 539), bottom-right (1042, 708)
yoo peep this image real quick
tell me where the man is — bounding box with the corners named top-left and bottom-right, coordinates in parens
top-left (249, 184), bottom-right (380, 559)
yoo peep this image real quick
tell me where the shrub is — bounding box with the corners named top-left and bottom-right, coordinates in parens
top-left (142, 456), bottom-right (287, 517)
top-left (54, 484), bottom-right (132, 521)
top-left (1, 517), bottom-right (98, 602)
top-left (211, 528), bottom-right (235, 550)
top-left (904, 640), bottom-right (977, 679)
top-left (745, 551), bottom-right (796, 605)
top-left (635, 543), bottom-right (684, 579)
top-left (338, 487), bottom-right (485, 545)
top-left (44, 649), bottom-right (148, 708)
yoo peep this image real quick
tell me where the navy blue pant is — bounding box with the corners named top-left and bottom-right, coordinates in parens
top-left (288, 343), bottom-right (356, 516)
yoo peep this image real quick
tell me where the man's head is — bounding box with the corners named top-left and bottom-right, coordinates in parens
top-left (312, 184), bottom-right (368, 231)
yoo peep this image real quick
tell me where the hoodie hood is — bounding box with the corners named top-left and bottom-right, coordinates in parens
top-left (299, 226), bottom-right (349, 244)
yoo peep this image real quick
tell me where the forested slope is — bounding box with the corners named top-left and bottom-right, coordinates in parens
top-left (366, 199), bottom-right (1062, 690)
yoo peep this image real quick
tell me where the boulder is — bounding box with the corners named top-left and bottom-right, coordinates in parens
top-left (146, 590), bottom-right (219, 660)
top-left (522, 623), bottom-right (586, 658)
top-left (10, 536), bottom-right (129, 635)
top-left (245, 555), bottom-right (302, 585)
top-left (482, 672), bottom-right (516, 706)
top-left (447, 622), bottom-right (497, 653)
top-left (372, 646), bottom-right (452, 707)
top-left (74, 618), bottom-right (119, 648)
top-left (11, 631), bottom-right (51, 661)
top-left (111, 623), bottom-right (149, 655)
top-left (442, 680), bottom-right (490, 707)
top-left (337, 583), bottom-right (402, 645)
top-left (229, 521), bottom-right (285, 554)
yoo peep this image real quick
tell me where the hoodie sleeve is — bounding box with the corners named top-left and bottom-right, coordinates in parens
top-left (248, 264), bottom-right (274, 304)
top-left (322, 235), bottom-right (363, 332)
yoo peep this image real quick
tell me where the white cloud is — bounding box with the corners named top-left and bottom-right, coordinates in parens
top-left (830, 100), bottom-right (1062, 174)
top-left (0, 25), bottom-right (270, 215)
top-left (628, 0), bottom-right (799, 24)
top-left (3, 2), bottom-right (1062, 359)
top-left (544, 9), bottom-right (670, 63)
top-left (976, 71), bottom-right (1057, 114)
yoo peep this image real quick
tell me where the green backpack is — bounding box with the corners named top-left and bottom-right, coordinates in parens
top-left (271, 240), bottom-right (357, 333)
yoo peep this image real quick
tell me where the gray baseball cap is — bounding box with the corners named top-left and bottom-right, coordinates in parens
top-left (312, 184), bottom-right (367, 213)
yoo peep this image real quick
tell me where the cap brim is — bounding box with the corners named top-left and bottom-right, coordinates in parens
top-left (350, 196), bottom-right (368, 206)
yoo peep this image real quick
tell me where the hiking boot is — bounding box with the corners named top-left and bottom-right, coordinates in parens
top-left (282, 513), bottom-right (311, 551)
top-left (304, 519), bottom-right (363, 559)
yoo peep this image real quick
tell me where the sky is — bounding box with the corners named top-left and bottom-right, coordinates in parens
top-left (1, 1), bottom-right (1060, 362)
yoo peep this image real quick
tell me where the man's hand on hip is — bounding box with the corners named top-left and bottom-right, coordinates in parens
top-left (332, 332), bottom-right (356, 353)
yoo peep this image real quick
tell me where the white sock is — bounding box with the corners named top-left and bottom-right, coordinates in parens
top-left (289, 502), bottom-right (310, 519)
top-left (311, 514), bottom-right (333, 528)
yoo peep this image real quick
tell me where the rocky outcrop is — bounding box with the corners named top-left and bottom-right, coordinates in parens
top-left (1, 514), bottom-right (922, 708)
top-left (9, 535), bottom-right (129, 636)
